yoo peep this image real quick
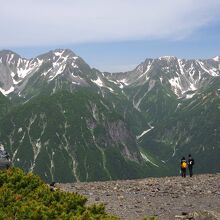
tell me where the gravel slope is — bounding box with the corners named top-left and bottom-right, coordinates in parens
top-left (58, 174), bottom-right (220, 219)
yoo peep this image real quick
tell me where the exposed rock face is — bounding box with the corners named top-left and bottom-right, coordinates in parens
top-left (58, 173), bottom-right (220, 220)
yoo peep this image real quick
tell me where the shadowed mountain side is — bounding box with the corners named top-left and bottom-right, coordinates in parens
top-left (0, 90), bottom-right (167, 182)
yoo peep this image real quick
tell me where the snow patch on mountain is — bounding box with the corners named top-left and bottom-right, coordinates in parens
top-left (185, 93), bottom-right (196, 99)
top-left (41, 68), bottom-right (53, 77)
top-left (197, 60), bottom-right (218, 77)
top-left (0, 86), bottom-right (14, 95)
top-left (169, 77), bottom-right (182, 96)
top-left (17, 66), bottom-right (33, 78)
top-left (54, 51), bottom-right (64, 57)
top-left (189, 83), bottom-right (197, 91)
top-left (133, 79), bottom-right (156, 110)
top-left (92, 77), bottom-right (104, 87)
top-left (137, 62), bottom-right (152, 80)
top-left (140, 152), bottom-right (159, 167)
top-left (73, 56), bottom-right (78, 60)
top-left (72, 81), bottom-right (80, 85)
top-left (213, 56), bottom-right (220, 62)
top-left (172, 145), bottom-right (177, 157)
top-left (49, 64), bottom-right (66, 81)
top-left (137, 125), bottom-right (154, 140)
top-left (92, 77), bottom-right (114, 92)
top-left (7, 54), bottom-right (15, 63)
top-left (117, 78), bottom-right (129, 86)
top-left (10, 71), bottom-right (22, 85)
top-left (159, 56), bottom-right (176, 62)
top-left (12, 79), bottom-right (22, 85)
top-left (16, 58), bottom-right (41, 79)
top-left (178, 59), bottom-right (185, 75)
top-left (148, 79), bottom-right (156, 92)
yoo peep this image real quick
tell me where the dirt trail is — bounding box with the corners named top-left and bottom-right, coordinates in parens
top-left (58, 174), bottom-right (220, 219)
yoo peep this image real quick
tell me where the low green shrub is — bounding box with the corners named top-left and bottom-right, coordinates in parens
top-left (0, 168), bottom-right (118, 220)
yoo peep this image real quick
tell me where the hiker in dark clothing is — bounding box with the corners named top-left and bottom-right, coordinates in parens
top-left (188, 154), bottom-right (194, 177)
top-left (180, 157), bottom-right (187, 178)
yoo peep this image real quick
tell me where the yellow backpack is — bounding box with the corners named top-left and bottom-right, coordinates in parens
top-left (181, 161), bottom-right (187, 169)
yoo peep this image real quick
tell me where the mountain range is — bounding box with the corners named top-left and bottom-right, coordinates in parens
top-left (0, 49), bottom-right (219, 182)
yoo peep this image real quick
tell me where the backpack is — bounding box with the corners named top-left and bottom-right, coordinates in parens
top-left (181, 161), bottom-right (187, 169)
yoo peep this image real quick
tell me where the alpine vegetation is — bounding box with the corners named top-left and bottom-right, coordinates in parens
top-left (0, 168), bottom-right (118, 219)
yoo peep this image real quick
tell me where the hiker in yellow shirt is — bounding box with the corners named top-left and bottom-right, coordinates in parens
top-left (180, 157), bottom-right (187, 178)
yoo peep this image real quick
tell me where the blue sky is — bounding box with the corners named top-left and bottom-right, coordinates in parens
top-left (1, 0), bottom-right (220, 72)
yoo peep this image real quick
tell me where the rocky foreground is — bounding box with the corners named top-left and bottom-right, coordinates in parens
top-left (58, 174), bottom-right (220, 220)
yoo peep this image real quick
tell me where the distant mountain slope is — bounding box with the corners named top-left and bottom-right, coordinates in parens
top-left (0, 89), bottom-right (163, 182)
top-left (0, 49), bottom-right (219, 182)
top-left (139, 86), bottom-right (220, 175)
top-left (0, 92), bottom-right (11, 119)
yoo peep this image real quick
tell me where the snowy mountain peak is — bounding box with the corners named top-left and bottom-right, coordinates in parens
top-left (106, 55), bottom-right (220, 100)
top-left (0, 50), bottom-right (219, 101)
top-left (34, 49), bottom-right (80, 72)
top-left (52, 49), bottom-right (77, 58)
top-left (0, 50), bottom-right (22, 64)
top-left (37, 49), bottom-right (78, 61)
top-left (213, 56), bottom-right (220, 62)
top-left (158, 56), bottom-right (177, 61)
top-left (0, 50), bottom-right (44, 96)
top-left (0, 50), bottom-right (20, 57)
top-left (0, 49), bottom-right (92, 97)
